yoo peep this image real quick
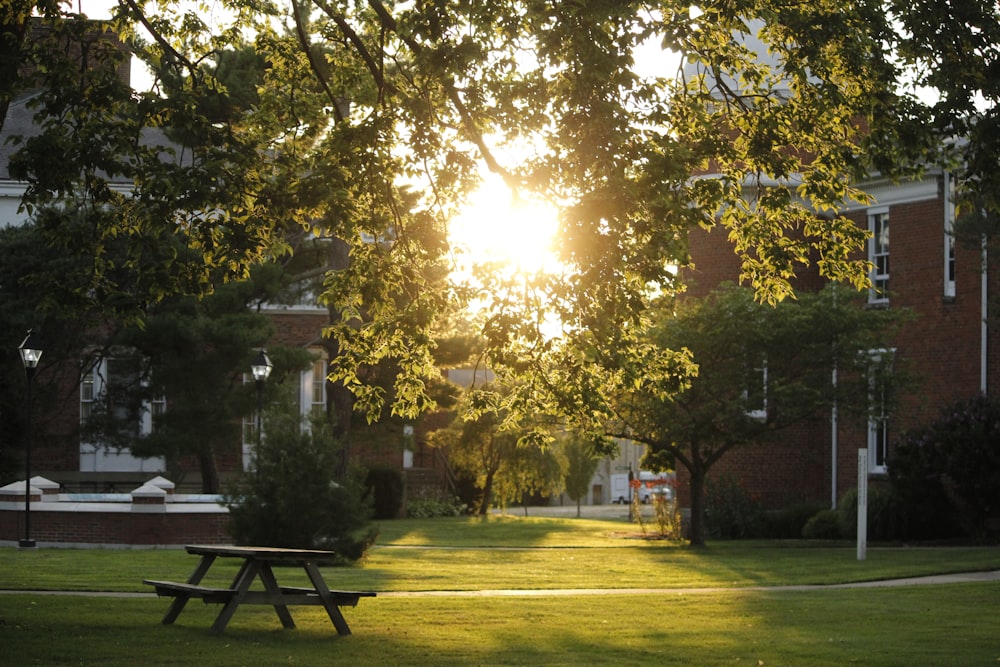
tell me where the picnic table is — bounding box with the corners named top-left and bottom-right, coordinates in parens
top-left (144, 545), bottom-right (375, 635)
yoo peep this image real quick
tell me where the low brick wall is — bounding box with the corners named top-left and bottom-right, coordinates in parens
top-left (0, 476), bottom-right (231, 548)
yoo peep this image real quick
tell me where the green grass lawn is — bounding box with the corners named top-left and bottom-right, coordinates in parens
top-left (1, 514), bottom-right (999, 665)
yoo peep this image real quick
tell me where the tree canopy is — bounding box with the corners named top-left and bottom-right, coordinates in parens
top-left (5, 1), bottom-right (918, 420)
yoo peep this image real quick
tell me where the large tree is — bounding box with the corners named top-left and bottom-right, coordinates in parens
top-left (607, 285), bottom-right (908, 546)
top-left (885, 0), bottom-right (1000, 214)
top-left (6, 2), bottom-right (906, 419)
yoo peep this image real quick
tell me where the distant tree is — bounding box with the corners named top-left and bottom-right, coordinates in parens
top-left (495, 440), bottom-right (564, 516)
top-left (429, 391), bottom-right (515, 516)
top-left (562, 434), bottom-right (603, 518)
top-left (428, 383), bottom-right (561, 515)
top-left (607, 285), bottom-right (909, 546)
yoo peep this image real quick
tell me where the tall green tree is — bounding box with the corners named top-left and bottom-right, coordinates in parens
top-left (14, 3), bottom-right (967, 486)
top-left (886, 1), bottom-right (1000, 214)
top-left (8, 2), bottom-right (907, 421)
top-left (81, 265), bottom-right (311, 492)
top-left (607, 285), bottom-right (908, 546)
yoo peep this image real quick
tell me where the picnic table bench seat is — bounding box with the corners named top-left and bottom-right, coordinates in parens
top-left (276, 586), bottom-right (377, 606)
top-left (143, 580), bottom-right (375, 607)
top-left (143, 579), bottom-right (237, 604)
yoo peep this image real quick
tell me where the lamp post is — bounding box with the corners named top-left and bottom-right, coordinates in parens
top-left (18, 329), bottom-right (43, 549)
top-left (250, 349), bottom-right (272, 449)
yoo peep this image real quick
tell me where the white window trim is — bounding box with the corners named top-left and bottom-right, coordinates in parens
top-left (868, 207), bottom-right (890, 305)
top-left (944, 172), bottom-right (956, 299)
top-left (743, 361), bottom-right (768, 422)
top-left (866, 348), bottom-right (893, 475)
top-left (242, 372), bottom-right (258, 471)
top-left (298, 352), bottom-right (329, 431)
top-left (79, 356), bottom-right (165, 474)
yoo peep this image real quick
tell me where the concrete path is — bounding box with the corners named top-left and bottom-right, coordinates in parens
top-left (2, 570), bottom-right (998, 599)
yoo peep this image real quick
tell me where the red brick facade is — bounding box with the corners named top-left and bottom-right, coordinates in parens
top-left (678, 172), bottom-right (999, 509)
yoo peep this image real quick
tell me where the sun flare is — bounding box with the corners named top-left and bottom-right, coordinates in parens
top-left (449, 174), bottom-right (561, 276)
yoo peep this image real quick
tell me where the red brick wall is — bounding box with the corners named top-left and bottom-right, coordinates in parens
top-left (681, 174), bottom-right (1000, 510)
top-left (0, 508), bottom-right (231, 546)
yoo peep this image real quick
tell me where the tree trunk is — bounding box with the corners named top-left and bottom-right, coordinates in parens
top-left (198, 448), bottom-right (220, 493)
top-left (479, 473), bottom-right (494, 515)
top-left (688, 465), bottom-right (707, 547)
top-left (576, 497), bottom-right (582, 518)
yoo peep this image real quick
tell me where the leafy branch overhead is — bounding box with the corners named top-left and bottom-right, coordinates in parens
top-left (4, 1), bottom-right (986, 424)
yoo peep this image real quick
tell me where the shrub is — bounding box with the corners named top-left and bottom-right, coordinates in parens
top-left (802, 509), bottom-right (845, 539)
top-left (889, 394), bottom-right (1000, 541)
top-left (366, 465), bottom-right (404, 520)
top-left (705, 474), bottom-right (763, 539)
top-left (837, 485), bottom-right (903, 541)
top-left (406, 493), bottom-right (468, 518)
top-left (225, 398), bottom-right (376, 563)
top-left (762, 501), bottom-right (829, 539)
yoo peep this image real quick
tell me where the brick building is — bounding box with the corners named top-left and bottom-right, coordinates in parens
top-left (681, 169), bottom-right (998, 510)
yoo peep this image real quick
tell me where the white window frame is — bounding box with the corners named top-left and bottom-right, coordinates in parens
top-left (79, 356), bottom-right (165, 473)
top-left (298, 351), bottom-right (329, 432)
top-left (242, 372), bottom-right (259, 470)
top-left (866, 348), bottom-right (893, 475)
top-left (944, 172), bottom-right (956, 299)
top-left (743, 360), bottom-right (768, 421)
top-left (868, 207), bottom-right (890, 304)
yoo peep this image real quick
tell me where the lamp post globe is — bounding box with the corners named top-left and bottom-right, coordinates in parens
top-left (18, 329), bottom-right (43, 549)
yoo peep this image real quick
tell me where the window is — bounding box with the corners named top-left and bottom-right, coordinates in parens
top-left (79, 355), bottom-right (165, 473)
top-left (80, 357), bottom-right (145, 439)
top-left (868, 208), bottom-right (889, 304)
top-left (866, 349), bottom-right (893, 475)
top-left (242, 372), bottom-right (259, 470)
top-left (308, 357), bottom-right (328, 418)
top-left (743, 360), bottom-right (767, 421)
top-left (944, 173), bottom-right (956, 299)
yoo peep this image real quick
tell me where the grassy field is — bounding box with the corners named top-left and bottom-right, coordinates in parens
top-left (2, 514), bottom-right (999, 665)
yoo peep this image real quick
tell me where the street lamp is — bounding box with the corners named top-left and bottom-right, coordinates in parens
top-left (250, 349), bottom-right (272, 448)
top-left (18, 329), bottom-right (43, 549)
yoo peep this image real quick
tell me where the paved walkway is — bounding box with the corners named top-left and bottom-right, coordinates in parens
top-left (3, 570), bottom-right (998, 599)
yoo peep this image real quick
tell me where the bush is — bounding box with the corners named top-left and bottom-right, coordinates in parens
top-left (225, 398), bottom-right (376, 563)
top-left (802, 509), bottom-right (845, 539)
top-left (762, 501), bottom-right (829, 539)
top-left (366, 465), bottom-right (404, 520)
top-left (406, 492), bottom-right (468, 518)
top-left (705, 474), bottom-right (763, 539)
top-left (837, 485), bottom-right (903, 541)
top-left (889, 394), bottom-right (1000, 541)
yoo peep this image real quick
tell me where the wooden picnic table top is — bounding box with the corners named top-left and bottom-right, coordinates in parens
top-left (185, 544), bottom-right (339, 562)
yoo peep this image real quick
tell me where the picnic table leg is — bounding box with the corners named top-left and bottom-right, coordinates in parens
top-left (161, 554), bottom-right (216, 625)
top-left (209, 559), bottom-right (260, 635)
top-left (258, 563), bottom-right (296, 629)
top-left (303, 561), bottom-right (352, 635)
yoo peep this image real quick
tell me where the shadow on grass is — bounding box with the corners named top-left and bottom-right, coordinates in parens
top-left (3, 585), bottom-right (998, 666)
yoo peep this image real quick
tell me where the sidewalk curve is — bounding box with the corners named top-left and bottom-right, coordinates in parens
top-left (2, 570), bottom-right (997, 599)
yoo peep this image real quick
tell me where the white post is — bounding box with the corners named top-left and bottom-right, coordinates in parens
top-left (857, 448), bottom-right (868, 561)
